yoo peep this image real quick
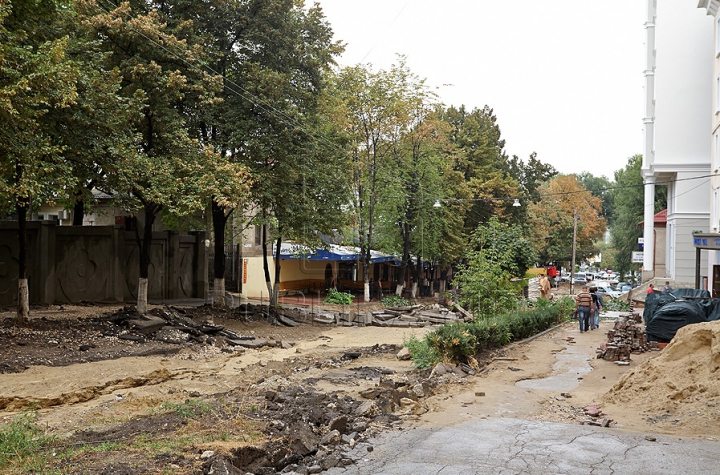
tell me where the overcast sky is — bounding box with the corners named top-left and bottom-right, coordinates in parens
top-left (315, 0), bottom-right (646, 180)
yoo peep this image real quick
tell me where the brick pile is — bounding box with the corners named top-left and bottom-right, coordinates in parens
top-left (596, 313), bottom-right (649, 362)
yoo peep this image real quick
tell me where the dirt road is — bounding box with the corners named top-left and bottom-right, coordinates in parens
top-left (0, 304), bottom-right (713, 474)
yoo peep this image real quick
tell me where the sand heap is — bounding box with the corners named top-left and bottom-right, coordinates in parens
top-left (603, 320), bottom-right (720, 416)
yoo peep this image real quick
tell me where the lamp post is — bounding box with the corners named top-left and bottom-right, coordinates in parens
top-left (570, 207), bottom-right (579, 295)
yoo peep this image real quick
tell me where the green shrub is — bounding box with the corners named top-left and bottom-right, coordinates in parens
top-left (381, 294), bottom-right (410, 307)
top-left (604, 298), bottom-right (631, 312)
top-left (554, 296), bottom-right (577, 320)
top-left (324, 288), bottom-right (354, 305)
top-left (427, 323), bottom-right (477, 362)
top-left (404, 335), bottom-right (441, 369)
top-left (411, 302), bottom-right (566, 367)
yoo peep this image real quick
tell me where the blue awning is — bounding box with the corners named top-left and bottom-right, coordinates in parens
top-left (277, 242), bottom-right (400, 264)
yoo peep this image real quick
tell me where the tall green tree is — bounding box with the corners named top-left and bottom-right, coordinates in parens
top-left (503, 151), bottom-right (557, 214)
top-left (79, 1), bottom-right (250, 313)
top-left (0, 0), bottom-right (84, 320)
top-left (154, 0), bottom-right (343, 307)
top-left (610, 154), bottom-right (666, 278)
top-left (453, 217), bottom-right (536, 317)
top-left (440, 105), bottom-right (518, 232)
top-left (336, 59), bottom-right (422, 301)
top-left (577, 172), bottom-right (614, 226)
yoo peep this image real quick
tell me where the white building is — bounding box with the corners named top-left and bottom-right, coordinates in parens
top-left (642, 0), bottom-right (713, 286)
top-left (699, 0), bottom-right (720, 293)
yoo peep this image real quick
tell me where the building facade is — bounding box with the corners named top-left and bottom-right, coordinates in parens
top-left (699, 0), bottom-right (720, 293)
top-left (642, 0), bottom-right (713, 286)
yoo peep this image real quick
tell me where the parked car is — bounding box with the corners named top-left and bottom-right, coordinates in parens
top-left (573, 272), bottom-right (587, 285)
top-left (596, 286), bottom-right (623, 298)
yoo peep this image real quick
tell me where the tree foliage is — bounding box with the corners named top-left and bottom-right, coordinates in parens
top-left (77, 0), bottom-right (251, 313)
top-left (0, 0), bottom-right (88, 319)
top-left (528, 175), bottom-right (607, 265)
top-left (610, 154), bottom-right (666, 277)
top-left (453, 217), bottom-right (536, 317)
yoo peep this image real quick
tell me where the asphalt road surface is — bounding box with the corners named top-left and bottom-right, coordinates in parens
top-left (328, 417), bottom-right (719, 475)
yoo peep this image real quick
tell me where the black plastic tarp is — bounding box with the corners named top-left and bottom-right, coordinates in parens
top-left (644, 289), bottom-right (713, 343)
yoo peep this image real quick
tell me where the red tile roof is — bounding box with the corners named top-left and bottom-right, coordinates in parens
top-left (637, 209), bottom-right (667, 226)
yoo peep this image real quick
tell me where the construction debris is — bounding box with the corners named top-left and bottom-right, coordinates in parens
top-left (596, 312), bottom-right (649, 362)
top-left (580, 405), bottom-right (614, 427)
top-left (97, 302), bottom-right (464, 353)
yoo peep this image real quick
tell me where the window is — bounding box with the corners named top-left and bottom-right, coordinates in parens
top-left (254, 225), bottom-right (261, 246)
top-left (716, 75), bottom-right (720, 112)
top-left (716, 16), bottom-right (720, 55)
top-left (715, 132), bottom-right (720, 170)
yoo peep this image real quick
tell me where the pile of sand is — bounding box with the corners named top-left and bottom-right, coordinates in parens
top-left (603, 320), bottom-right (720, 416)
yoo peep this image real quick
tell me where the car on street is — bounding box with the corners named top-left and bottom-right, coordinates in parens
top-left (596, 286), bottom-right (623, 298)
top-left (573, 272), bottom-right (587, 285)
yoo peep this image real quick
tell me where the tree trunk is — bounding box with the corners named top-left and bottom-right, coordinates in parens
top-left (135, 202), bottom-right (158, 314)
top-left (211, 199), bottom-right (232, 308)
top-left (261, 223), bottom-right (273, 303)
top-left (72, 199), bottom-right (84, 226)
top-left (15, 198), bottom-right (29, 321)
top-left (440, 267), bottom-right (449, 295)
top-left (362, 245), bottom-right (370, 302)
top-left (272, 236), bottom-right (282, 307)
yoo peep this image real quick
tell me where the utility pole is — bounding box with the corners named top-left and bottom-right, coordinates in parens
top-left (570, 207), bottom-right (579, 295)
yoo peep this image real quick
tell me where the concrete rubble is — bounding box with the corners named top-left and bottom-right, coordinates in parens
top-left (103, 302), bottom-right (469, 355)
top-left (282, 303), bottom-right (471, 328)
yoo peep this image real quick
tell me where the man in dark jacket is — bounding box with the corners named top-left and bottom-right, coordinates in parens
top-left (589, 286), bottom-right (603, 329)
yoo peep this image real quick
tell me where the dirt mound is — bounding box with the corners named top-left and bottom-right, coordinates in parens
top-left (603, 320), bottom-right (720, 428)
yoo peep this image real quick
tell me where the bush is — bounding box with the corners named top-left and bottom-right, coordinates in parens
top-left (604, 298), bottom-right (631, 312)
top-left (427, 323), bottom-right (477, 363)
top-left (404, 335), bottom-right (441, 369)
top-left (405, 301), bottom-right (568, 368)
top-left (381, 294), bottom-right (410, 307)
top-left (324, 289), bottom-right (354, 305)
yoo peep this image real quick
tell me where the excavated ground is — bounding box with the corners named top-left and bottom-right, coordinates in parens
top-left (0, 303), bottom-right (715, 474)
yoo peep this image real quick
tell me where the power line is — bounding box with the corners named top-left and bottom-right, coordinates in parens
top-left (95, 0), bottom-right (345, 155)
top-left (90, 1), bottom-right (720, 208)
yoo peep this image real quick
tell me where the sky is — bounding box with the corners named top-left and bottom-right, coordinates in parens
top-left (315, 0), bottom-right (646, 180)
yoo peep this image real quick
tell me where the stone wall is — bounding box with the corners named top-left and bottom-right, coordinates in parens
top-left (0, 221), bottom-right (207, 305)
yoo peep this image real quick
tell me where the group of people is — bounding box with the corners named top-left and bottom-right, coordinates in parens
top-left (574, 285), bottom-right (604, 332)
top-left (646, 281), bottom-right (673, 294)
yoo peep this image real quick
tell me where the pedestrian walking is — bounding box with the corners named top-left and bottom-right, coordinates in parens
top-left (589, 286), bottom-right (603, 330)
top-left (575, 286), bottom-right (594, 332)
